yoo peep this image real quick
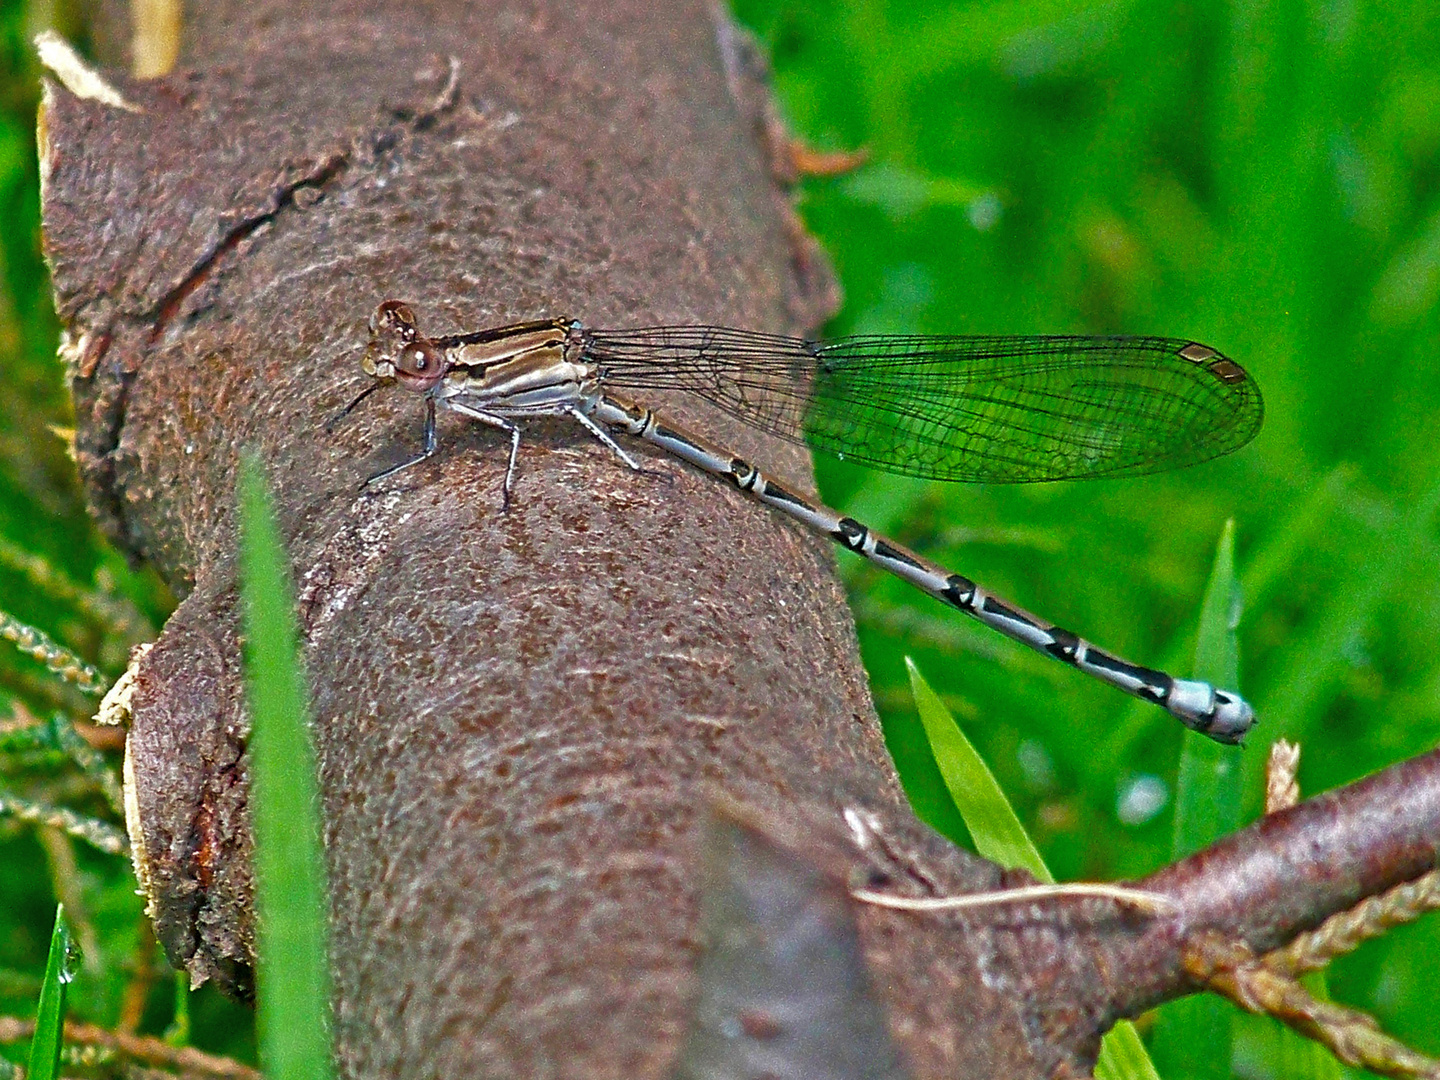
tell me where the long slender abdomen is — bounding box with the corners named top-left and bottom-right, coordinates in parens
top-left (586, 393), bottom-right (1254, 743)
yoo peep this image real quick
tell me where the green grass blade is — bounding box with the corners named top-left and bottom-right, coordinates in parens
top-left (164, 968), bottom-right (191, 1046)
top-left (1173, 519), bottom-right (1245, 859)
top-left (905, 657), bottom-right (1049, 881)
top-left (875, 686), bottom-right (973, 847)
top-left (905, 658), bottom-right (1158, 1080)
top-left (25, 904), bottom-right (71, 1080)
top-left (1151, 521), bottom-right (1246, 1079)
top-left (238, 455), bottom-right (333, 1080)
top-left (1094, 1021), bottom-right (1163, 1080)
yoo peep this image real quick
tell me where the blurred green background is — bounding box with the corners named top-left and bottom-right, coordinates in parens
top-left (2, 0), bottom-right (1437, 1076)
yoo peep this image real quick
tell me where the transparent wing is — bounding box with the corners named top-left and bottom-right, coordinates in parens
top-left (583, 327), bottom-right (1263, 483)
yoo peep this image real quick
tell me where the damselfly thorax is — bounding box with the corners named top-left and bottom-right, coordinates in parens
top-left (332, 300), bottom-right (1263, 744)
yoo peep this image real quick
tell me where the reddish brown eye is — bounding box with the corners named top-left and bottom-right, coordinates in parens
top-left (399, 343), bottom-right (443, 379)
top-left (372, 300), bottom-right (418, 341)
top-left (369, 304), bottom-right (444, 387)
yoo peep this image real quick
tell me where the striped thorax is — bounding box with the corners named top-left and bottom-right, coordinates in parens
top-left (364, 301), bottom-right (595, 413)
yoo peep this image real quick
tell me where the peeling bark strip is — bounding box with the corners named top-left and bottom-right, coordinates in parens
top-left (671, 804), bottom-right (913, 1080)
top-left (40, 3), bottom-right (1440, 1079)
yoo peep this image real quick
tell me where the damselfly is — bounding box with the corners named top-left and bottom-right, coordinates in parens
top-left (332, 301), bottom-right (1263, 743)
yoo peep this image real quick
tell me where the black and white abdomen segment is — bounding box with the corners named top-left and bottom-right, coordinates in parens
top-left (829, 516), bottom-right (1254, 743)
top-left (585, 393), bottom-right (1255, 743)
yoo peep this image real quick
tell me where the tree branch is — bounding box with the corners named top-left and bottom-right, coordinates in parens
top-left (39, 2), bottom-right (1439, 1077)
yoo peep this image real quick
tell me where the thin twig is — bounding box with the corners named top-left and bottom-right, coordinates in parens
top-left (1257, 740), bottom-right (1440, 975)
top-left (784, 140), bottom-right (869, 179)
top-left (1175, 747), bottom-right (1440, 1079)
top-left (117, 916), bottom-right (161, 1036)
top-left (853, 881), bottom-right (1175, 915)
top-left (69, 720), bottom-right (127, 752)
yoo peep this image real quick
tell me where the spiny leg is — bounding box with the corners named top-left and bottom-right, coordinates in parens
top-left (567, 406), bottom-right (643, 471)
top-left (364, 396), bottom-right (438, 487)
top-left (447, 400), bottom-right (524, 510)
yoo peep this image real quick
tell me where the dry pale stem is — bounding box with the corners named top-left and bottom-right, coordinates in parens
top-left (0, 792), bottom-right (129, 854)
top-left (116, 916), bottom-right (162, 1035)
top-left (1264, 739), bottom-right (1301, 814)
top-left (0, 1016), bottom-right (261, 1080)
top-left (1265, 870), bottom-right (1440, 978)
top-left (0, 610), bottom-right (106, 695)
top-left (1185, 933), bottom-right (1440, 1080)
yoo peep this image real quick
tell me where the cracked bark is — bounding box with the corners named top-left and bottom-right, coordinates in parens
top-left (40, 2), bottom-right (1439, 1078)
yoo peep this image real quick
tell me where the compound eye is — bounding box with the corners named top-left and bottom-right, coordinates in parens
top-left (371, 300), bottom-right (418, 341)
top-left (399, 343), bottom-right (437, 375)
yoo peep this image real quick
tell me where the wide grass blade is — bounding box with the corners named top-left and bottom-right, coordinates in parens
top-left (25, 904), bottom-right (71, 1080)
top-left (905, 659), bottom-right (1158, 1080)
top-left (906, 657), bottom-right (1048, 879)
top-left (1174, 519), bottom-right (1245, 858)
top-left (1151, 522), bottom-right (1246, 1078)
top-left (238, 455), bottom-right (333, 1080)
top-left (1093, 1023), bottom-right (1163, 1080)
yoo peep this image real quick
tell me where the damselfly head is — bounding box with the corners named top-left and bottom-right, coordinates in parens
top-left (363, 300), bottom-right (449, 390)
top-left (370, 299), bottom-right (417, 334)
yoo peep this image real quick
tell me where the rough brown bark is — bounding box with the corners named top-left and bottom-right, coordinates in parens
top-left (40, 2), bottom-right (1438, 1078)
